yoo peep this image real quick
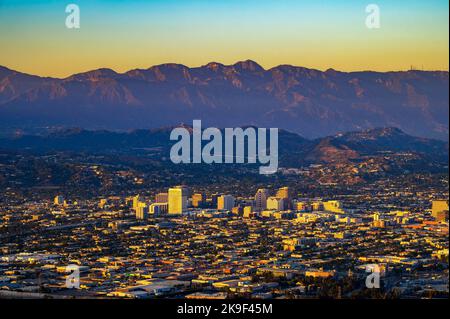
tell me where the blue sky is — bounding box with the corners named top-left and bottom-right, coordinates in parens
top-left (0, 0), bottom-right (448, 77)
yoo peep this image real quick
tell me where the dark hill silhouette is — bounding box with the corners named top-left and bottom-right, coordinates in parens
top-left (1, 126), bottom-right (447, 166)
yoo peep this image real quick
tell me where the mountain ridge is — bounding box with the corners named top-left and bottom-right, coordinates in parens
top-left (0, 61), bottom-right (448, 140)
top-left (1, 126), bottom-right (447, 168)
top-left (3, 60), bottom-right (448, 79)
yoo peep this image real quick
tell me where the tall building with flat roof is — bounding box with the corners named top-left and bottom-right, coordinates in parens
top-left (267, 196), bottom-right (285, 211)
top-left (276, 187), bottom-right (291, 209)
top-left (168, 186), bottom-right (189, 215)
top-left (136, 204), bottom-right (148, 220)
top-left (192, 193), bottom-right (205, 208)
top-left (132, 195), bottom-right (141, 210)
top-left (217, 195), bottom-right (235, 211)
top-left (243, 206), bottom-right (253, 218)
top-left (255, 189), bottom-right (270, 211)
top-left (276, 187), bottom-right (290, 200)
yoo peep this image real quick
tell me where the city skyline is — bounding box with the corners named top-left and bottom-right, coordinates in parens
top-left (0, 0), bottom-right (448, 303)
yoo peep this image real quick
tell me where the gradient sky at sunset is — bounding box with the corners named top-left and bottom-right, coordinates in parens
top-left (0, 0), bottom-right (448, 78)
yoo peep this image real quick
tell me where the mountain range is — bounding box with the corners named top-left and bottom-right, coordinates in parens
top-left (0, 61), bottom-right (448, 140)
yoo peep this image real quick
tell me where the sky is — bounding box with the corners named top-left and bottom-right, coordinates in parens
top-left (0, 0), bottom-right (448, 78)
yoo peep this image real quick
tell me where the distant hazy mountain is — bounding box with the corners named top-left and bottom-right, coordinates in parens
top-left (0, 61), bottom-right (448, 140)
top-left (1, 126), bottom-right (447, 167)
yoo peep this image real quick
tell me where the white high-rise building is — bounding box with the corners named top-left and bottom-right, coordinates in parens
top-left (218, 195), bottom-right (235, 211)
top-left (168, 186), bottom-right (189, 215)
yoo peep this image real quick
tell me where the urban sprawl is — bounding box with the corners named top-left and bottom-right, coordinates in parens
top-left (0, 184), bottom-right (448, 299)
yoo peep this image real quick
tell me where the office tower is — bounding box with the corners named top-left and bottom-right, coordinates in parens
top-left (276, 187), bottom-right (291, 209)
top-left (217, 195), bottom-right (235, 211)
top-left (243, 206), bottom-right (253, 218)
top-left (155, 192), bottom-right (168, 203)
top-left (168, 186), bottom-right (189, 215)
top-left (136, 204), bottom-right (148, 220)
top-left (266, 196), bottom-right (285, 211)
top-left (432, 200), bottom-right (449, 222)
top-left (192, 193), bottom-right (205, 208)
top-left (132, 195), bottom-right (141, 210)
top-left (276, 187), bottom-right (290, 200)
top-left (54, 195), bottom-right (64, 205)
top-left (211, 194), bottom-right (220, 207)
top-left (254, 189), bottom-right (269, 211)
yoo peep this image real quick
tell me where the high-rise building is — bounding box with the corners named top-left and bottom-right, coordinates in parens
top-left (276, 187), bottom-right (291, 209)
top-left (211, 194), bottom-right (220, 207)
top-left (132, 195), bottom-right (141, 210)
top-left (218, 195), bottom-right (235, 211)
top-left (276, 187), bottom-right (290, 200)
top-left (192, 193), bottom-right (205, 208)
top-left (168, 186), bottom-right (189, 215)
top-left (267, 196), bottom-right (285, 211)
top-left (155, 193), bottom-right (168, 203)
top-left (136, 204), bottom-right (148, 220)
top-left (243, 206), bottom-right (253, 218)
top-left (254, 189), bottom-right (269, 211)
top-left (432, 200), bottom-right (449, 222)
